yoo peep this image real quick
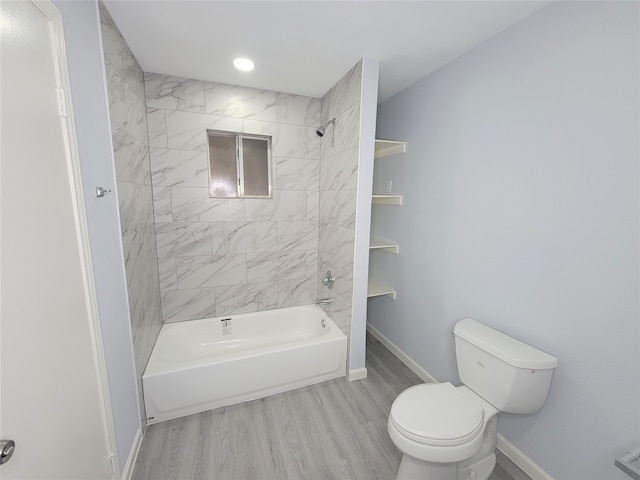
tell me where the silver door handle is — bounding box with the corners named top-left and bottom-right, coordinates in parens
top-left (96, 186), bottom-right (112, 198)
top-left (0, 440), bottom-right (15, 465)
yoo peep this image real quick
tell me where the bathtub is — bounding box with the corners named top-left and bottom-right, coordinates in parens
top-left (142, 304), bottom-right (347, 424)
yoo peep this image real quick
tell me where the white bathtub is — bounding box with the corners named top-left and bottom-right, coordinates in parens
top-left (142, 304), bottom-right (347, 424)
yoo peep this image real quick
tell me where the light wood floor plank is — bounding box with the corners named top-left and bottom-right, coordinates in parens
top-left (132, 333), bottom-right (530, 480)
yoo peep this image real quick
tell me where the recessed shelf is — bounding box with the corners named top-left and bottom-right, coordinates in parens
top-left (369, 238), bottom-right (399, 254)
top-left (367, 280), bottom-right (396, 300)
top-left (372, 195), bottom-right (403, 205)
top-left (374, 140), bottom-right (407, 159)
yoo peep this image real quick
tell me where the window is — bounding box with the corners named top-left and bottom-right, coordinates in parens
top-left (207, 130), bottom-right (272, 198)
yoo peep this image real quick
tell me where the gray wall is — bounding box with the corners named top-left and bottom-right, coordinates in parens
top-left (99, 2), bottom-right (163, 423)
top-left (55, 0), bottom-right (141, 471)
top-left (370, 2), bottom-right (639, 478)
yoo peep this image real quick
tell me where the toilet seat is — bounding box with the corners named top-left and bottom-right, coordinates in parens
top-left (389, 383), bottom-right (484, 447)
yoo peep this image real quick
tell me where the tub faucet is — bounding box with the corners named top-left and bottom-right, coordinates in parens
top-left (316, 298), bottom-right (333, 305)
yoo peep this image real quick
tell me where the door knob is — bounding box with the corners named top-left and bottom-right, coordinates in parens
top-left (96, 186), bottom-right (112, 198)
top-left (0, 440), bottom-right (15, 465)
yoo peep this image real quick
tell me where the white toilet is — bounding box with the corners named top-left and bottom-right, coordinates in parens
top-left (388, 318), bottom-right (558, 480)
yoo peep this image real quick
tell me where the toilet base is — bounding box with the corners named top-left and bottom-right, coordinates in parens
top-left (395, 455), bottom-right (456, 480)
top-left (393, 452), bottom-right (496, 480)
top-left (457, 452), bottom-right (496, 480)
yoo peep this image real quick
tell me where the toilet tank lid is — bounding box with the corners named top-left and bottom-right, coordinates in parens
top-left (454, 318), bottom-right (558, 369)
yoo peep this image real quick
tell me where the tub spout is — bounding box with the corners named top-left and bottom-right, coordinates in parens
top-left (316, 298), bottom-right (333, 305)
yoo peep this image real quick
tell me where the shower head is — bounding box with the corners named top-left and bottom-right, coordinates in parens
top-left (316, 118), bottom-right (336, 137)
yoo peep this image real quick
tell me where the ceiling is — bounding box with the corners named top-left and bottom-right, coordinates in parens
top-left (103, 1), bottom-right (552, 103)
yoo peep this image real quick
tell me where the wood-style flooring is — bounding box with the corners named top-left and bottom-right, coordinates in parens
top-left (132, 333), bottom-right (529, 480)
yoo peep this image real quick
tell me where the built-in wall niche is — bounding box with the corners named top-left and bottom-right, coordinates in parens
top-left (207, 130), bottom-right (272, 199)
top-left (368, 139), bottom-right (407, 300)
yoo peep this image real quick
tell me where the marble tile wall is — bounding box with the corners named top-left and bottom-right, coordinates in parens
top-left (317, 61), bottom-right (363, 341)
top-left (99, 2), bottom-right (163, 420)
top-left (145, 72), bottom-right (322, 322)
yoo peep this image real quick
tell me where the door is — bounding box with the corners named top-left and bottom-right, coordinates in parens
top-left (1, 1), bottom-right (115, 479)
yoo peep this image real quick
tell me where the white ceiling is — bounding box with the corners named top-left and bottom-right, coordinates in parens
top-left (103, 0), bottom-right (552, 103)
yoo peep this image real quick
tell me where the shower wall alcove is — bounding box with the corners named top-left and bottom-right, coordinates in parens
top-left (99, 2), bottom-right (381, 421)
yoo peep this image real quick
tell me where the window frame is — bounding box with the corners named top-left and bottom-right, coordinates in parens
top-left (206, 129), bottom-right (273, 199)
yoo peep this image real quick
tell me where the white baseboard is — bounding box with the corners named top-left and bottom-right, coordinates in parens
top-left (366, 323), bottom-right (554, 480)
top-left (366, 324), bottom-right (438, 383)
top-left (348, 367), bottom-right (368, 381)
top-left (497, 434), bottom-right (555, 480)
top-left (121, 426), bottom-right (143, 480)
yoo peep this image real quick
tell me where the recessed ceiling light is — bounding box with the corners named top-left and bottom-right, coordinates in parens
top-left (233, 58), bottom-right (254, 72)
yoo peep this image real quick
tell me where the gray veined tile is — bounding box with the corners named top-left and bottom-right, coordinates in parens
top-left (171, 187), bottom-right (245, 223)
top-left (320, 147), bottom-right (358, 191)
top-left (322, 59), bottom-right (362, 121)
top-left (211, 222), bottom-right (278, 254)
top-left (319, 190), bottom-right (341, 226)
top-left (275, 158), bottom-right (319, 191)
top-left (145, 73), bottom-right (205, 113)
top-left (104, 60), bottom-right (127, 129)
top-left (117, 182), bottom-right (154, 237)
top-left (338, 102), bottom-right (361, 152)
top-left (278, 277), bottom-right (317, 308)
top-left (307, 127), bottom-right (321, 160)
top-left (244, 120), bottom-right (307, 158)
top-left (277, 221), bottom-right (318, 252)
top-left (112, 122), bottom-right (151, 185)
top-left (165, 110), bottom-right (243, 151)
top-left (155, 222), bottom-right (212, 258)
top-left (205, 83), bottom-right (276, 121)
top-left (147, 108), bottom-right (167, 148)
top-left (176, 254), bottom-right (247, 289)
top-left (305, 250), bottom-right (318, 279)
top-left (152, 185), bottom-right (172, 223)
top-left (246, 251), bottom-right (306, 283)
top-left (99, 2), bottom-right (143, 100)
top-left (338, 190), bottom-right (357, 229)
top-left (106, 63), bottom-right (148, 144)
top-left (150, 148), bottom-right (208, 188)
top-left (160, 287), bottom-right (216, 323)
top-left (306, 190), bottom-right (319, 222)
top-left (244, 190), bottom-right (306, 222)
top-left (276, 93), bottom-right (321, 126)
top-left (319, 224), bottom-right (355, 267)
top-left (157, 257), bottom-right (177, 291)
top-left (214, 282), bottom-right (278, 316)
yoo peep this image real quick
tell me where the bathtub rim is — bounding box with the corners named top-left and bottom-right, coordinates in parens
top-left (143, 304), bottom-right (343, 377)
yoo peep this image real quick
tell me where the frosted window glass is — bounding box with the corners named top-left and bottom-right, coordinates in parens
top-left (208, 133), bottom-right (238, 197)
top-left (241, 137), bottom-right (270, 197)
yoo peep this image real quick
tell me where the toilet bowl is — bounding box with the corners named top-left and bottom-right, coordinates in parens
top-left (388, 318), bottom-right (558, 480)
top-left (388, 383), bottom-right (500, 480)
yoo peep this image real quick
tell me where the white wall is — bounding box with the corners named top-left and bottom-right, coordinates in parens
top-left (371, 2), bottom-right (639, 478)
top-left (55, 0), bottom-right (141, 471)
top-left (351, 58), bottom-right (379, 373)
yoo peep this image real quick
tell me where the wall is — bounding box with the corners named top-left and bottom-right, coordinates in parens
top-left (350, 58), bottom-right (379, 375)
top-left (55, 0), bottom-right (141, 471)
top-left (99, 2), bottom-right (163, 422)
top-left (144, 73), bottom-right (321, 321)
top-left (317, 61), bottom-right (363, 349)
top-left (371, 2), bottom-right (639, 478)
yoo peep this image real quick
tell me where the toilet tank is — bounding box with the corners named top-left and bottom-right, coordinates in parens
top-left (454, 318), bottom-right (558, 414)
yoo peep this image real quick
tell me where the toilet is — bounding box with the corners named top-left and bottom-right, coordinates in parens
top-left (388, 318), bottom-right (558, 480)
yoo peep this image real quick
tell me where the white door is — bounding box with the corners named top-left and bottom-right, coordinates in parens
top-left (1, 1), bottom-right (115, 479)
